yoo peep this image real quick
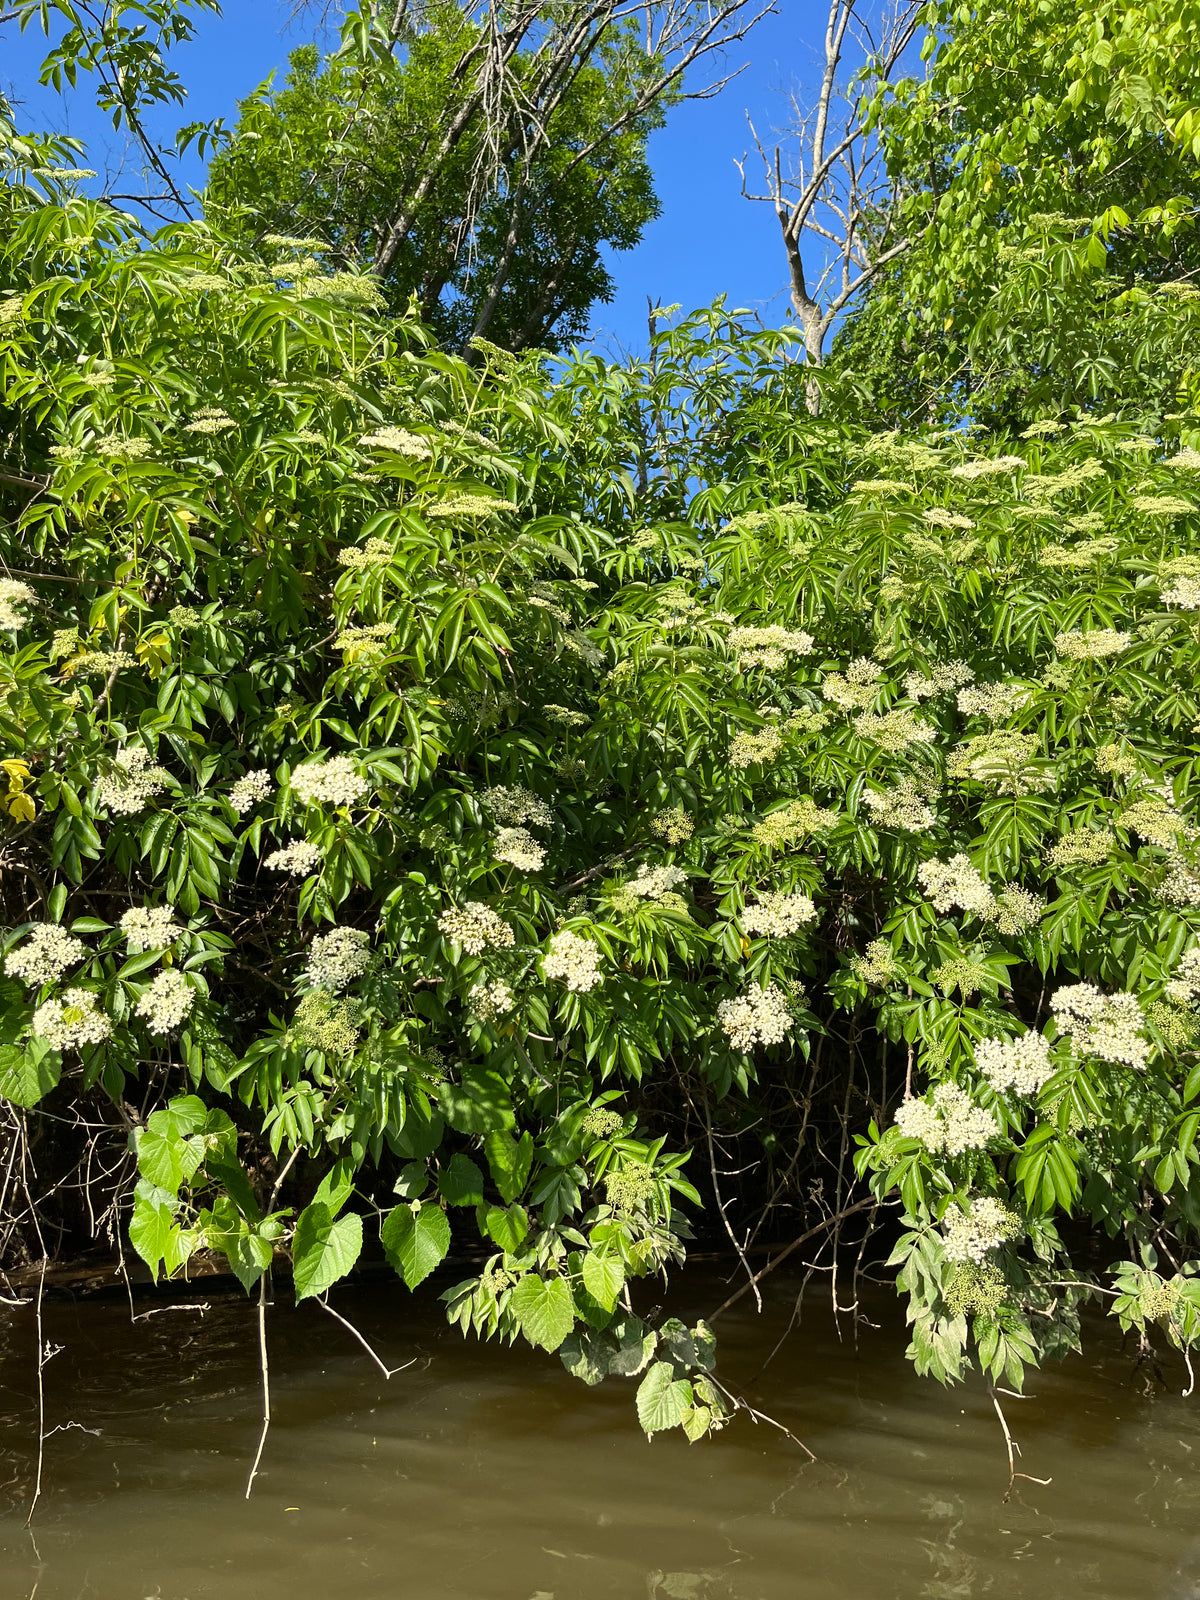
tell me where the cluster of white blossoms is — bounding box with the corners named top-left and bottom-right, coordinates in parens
top-left (1054, 628), bottom-right (1131, 660)
top-left (729, 726), bottom-right (785, 768)
top-left (950, 455), bottom-right (1025, 479)
top-left (956, 682), bottom-right (1031, 720)
top-left (480, 784), bottom-right (554, 827)
top-left (1047, 829), bottom-right (1114, 869)
top-left (918, 855), bottom-right (997, 918)
top-left (1167, 949), bottom-right (1200, 1009)
top-left (229, 769), bottom-right (274, 814)
top-left (751, 795), bottom-right (839, 849)
top-left (306, 926), bottom-right (370, 991)
top-left (291, 755), bottom-right (368, 807)
top-left (495, 827), bottom-right (546, 873)
top-left (469, 979), bottom-right (515, 1022)
top-left (822, 657), bottom-right (883, 710)
top-left (32, 989), bottom-right (111, 1050)
top-left (991, 886), bottom-right (1046, 936)
top-left (543, 929), bottom-right (603, 992)
top-left (1131, 494), bottom-right (1195, 518)
top-left (717, 983), bottom-right (793, 1051)
top-left (358, 426), bottom-right (431, 459)
top-left (853, 707), bottom-right (937, 753)
top-left (862, 778), bottom-right (937, 832)
top-left (0, 578), bottom-right (36, 632)
top-left (264, 839), bottom-right (322, 875)
top-left (742, 890), bottom-right (817, 938)
top-left (1168, 448), bottom-right (1200, 470)
top-left (135, 969), bottom-right (195, 1034)
top-left (1162, 576), bottom-right (1200, 610)
top-left (903, 660), bottom-right (974, 699)
top-left (95, 745), bottom-right (171, 815)
top-left (922, 507), bottom-right (975, 530)
top-left (6, 923), bottom-right (85, 986)
top-left (1116, 797), bottom-right (1188, 848)
top-left (119, 905), bottom-right (183, 953)
top-left (727, 624), bottom-right (815, 671)
top-left (184, 408), bottom-right (236, 435)
top-left (438, 902), bottom-right (515, 955)
top-left (850, 939), bottom-right (901, 986)
top-left (1051, 983), bottom-right (1150, 1069)
top-left (941, 1197), bottom-right (1021, 1264)
top-left (895, 1082), bottom-right (997, 1155)
top-left (630, 863), bottom-right (688, 900)
top-left (337, 536), bottom-right (393, 569)
top-left (1160, 852), bottom-right (1200, 907)
top-left (974, 1030), bottom-right (1056, 1095)
top-left (651, 807), bottom-right (694, 845)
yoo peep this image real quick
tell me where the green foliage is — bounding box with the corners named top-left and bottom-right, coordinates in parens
top-left (5, 0), bottom-right (1200, 1446)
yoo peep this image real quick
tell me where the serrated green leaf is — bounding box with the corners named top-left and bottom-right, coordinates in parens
top-left (511, 1272), bottom-right (575, 1352)
top-left (292, 1202), bottom-right (363, 1301)
top-left (0, 1043), bottom-right (61, 1108)
top-left (381, 1199), bottom-right (450, 1289)
top-left (636, 1360), bottom-right (693, 1435)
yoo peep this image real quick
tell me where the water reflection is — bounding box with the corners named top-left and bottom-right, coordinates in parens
top-left (0, 1273), bottom-right (1196, 1599)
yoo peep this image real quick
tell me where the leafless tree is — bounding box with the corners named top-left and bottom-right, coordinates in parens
top-left (738, 0), bottom-right (922, 410)
top-left (290, 1), bottom-right (775, 291)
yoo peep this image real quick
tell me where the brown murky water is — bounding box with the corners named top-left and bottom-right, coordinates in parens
top-left (1, 1271), bottom-right (1198, 1600)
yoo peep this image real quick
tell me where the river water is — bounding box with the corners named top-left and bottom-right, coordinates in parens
top-left (1, 1270), bottom-right (1198, 1600)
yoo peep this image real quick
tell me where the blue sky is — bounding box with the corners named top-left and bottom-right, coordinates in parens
top-left (0, 1), bottom-right (843, 354)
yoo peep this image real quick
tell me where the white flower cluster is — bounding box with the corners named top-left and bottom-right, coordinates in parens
top-left (942, 1197), bottom-right (1020, 1264)
top-left (6, 923), bottom-right (85, 986)
top-left (1168, 448), bottom-right (1200, 470)
top-left (0, 578), bottom-right (36, 631)
top-left (1163, 576), bottom-right (1200, 610)
top-left (853, 707), bottom-right (937, 753)
top-left (630, 864), bottom-right (687, 900)
top-left (651, 807), bottom-right (694, 845)
top-left (338, 536), bottom-right (394, 569)
top-left (862, 778), bottom-right (937, 832)
top-left (950, 455), bottom-right (1025, 478)
top-left (894, 1082), bottom-right (997, 1155)
top-left (1160, 852), bottom-right (1200, 907)
top-left (729, 726), bottom-right (785, 768)
top-left (358, 426), bottom-right (431, 458)
top-left (717, 983), bottom-right (793, 1051)
top-left (922, 507), bottom-right (975, 530)
top-left (469, 979), bottom-right (515, 1022)
top-left (291, 755), bottom-right (368, 807)
top-left (1047, 829), bottom-right (1114, 869)
top-left (742, 890), bottom-right (817, 937)
top-left (495, 827), bottom-right (546, 872)
top-left (918, 855), bottom-right (996, 918)
top-left (480, 784), bottom-right (554, 827)
top-left (229, 769), bottom-right (273, 813)
top-left (95, 746), bottom-right (171, 815)
top-left (974, 1030), bottom-right (1056, 1095)
top-left (823, 658), bottom-right (883, 709)
top-left (135, 969), bottom-right (195, 1034)
top-left (543, 929), bottom-right (603, 992)
top-left (306, 926), bottom-right (370, 991)
top-left (904, 660), bottom-right (974, 699)
top-left (850, 939), bottom-right (900, 986)
top-left (32, 988), bottom-right (111, 1050)
top-left (956, 682), bottom-right (1031, 720)
top-left (1054, 628), bottom-right (1131, 660)
top-left (1167, 949), bottom-right (1200, 1008)
top-left (728, 624), bottom-right (814, 671)
top-left (439, 902), bottom-right (515, 955)
top-left (120, 905), bottom-right (183, 953)
top-left (991, 886), bottom-right (1045, 936)
top-left (1051, 983), bottom-right (1150, 1069)
top-left (264, 840), bottom-right (323, 875)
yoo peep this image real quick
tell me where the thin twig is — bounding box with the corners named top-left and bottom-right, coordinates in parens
top-left (316, 1295), bottom-right (417, 1380)
top-left (709, 1197), bottom-right (879, 1320)
top-left (244, 1271), bottom-right (272, 1502)
top-left (24, 1259), bottom-right (47, 1528)
top-left (990, 1387), bottom-right (1052, 1500)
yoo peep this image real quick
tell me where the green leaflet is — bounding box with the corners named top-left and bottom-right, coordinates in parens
top-left (291, 1203), bottom-right (363, 1301)
top-left (0, 1042), bottom-right (60, 1108)
top-left (636, 1361), bottom-right (694, 1435)
top-left (381, 1200), bottom-right (451, 1290)
top-left (511, 1272), bottom-right (575, 1352)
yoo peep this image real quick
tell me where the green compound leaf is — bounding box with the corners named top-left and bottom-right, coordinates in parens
top-left (292, 1202), bottom-right (363, 1301)
top-left (511, 1271), bottom-right (575, 1352)
top-left (381, 1199), bottom-right (450, 1289)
